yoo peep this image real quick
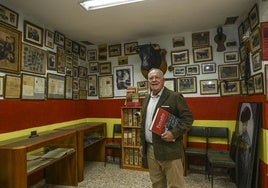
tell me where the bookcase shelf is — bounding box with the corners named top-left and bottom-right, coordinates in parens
top-left (121, 106), bottom-right (144, 170)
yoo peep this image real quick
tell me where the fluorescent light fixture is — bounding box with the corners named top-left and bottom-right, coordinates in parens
top-left (80, 0), bottom-right (144, 10)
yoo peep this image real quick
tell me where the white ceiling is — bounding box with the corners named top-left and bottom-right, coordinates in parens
top-left (5, 0), bottom-right (256, 45)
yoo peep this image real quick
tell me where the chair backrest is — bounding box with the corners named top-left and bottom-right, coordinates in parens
top-left (207, 127), bottom-right (229, 149)
top-left (112, 124), bottom-right (121, 142)
top-left (187, 126), bottom-right (208, 147)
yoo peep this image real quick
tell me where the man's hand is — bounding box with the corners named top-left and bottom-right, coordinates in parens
top-left (161, 130), bottom-right (175, 142)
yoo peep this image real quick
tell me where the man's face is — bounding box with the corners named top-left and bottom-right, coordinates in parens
top-left (148, 70), bottom-right (164, 95)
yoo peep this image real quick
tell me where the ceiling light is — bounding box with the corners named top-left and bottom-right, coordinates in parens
top-left (80, 0), bottom-right (144, 10)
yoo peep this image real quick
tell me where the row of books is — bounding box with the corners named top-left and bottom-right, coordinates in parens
top-left (123, 129), bottom-right (141, 146)
top-left (124, 148), bottom-right (142, 166)
top-left (122, 108), bottom-right (141, 127)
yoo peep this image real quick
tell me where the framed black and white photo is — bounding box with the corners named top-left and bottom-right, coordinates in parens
top-left (99, 62), bottom-right (111, 74)
top-left (173, 66), bottom-right (186, 77)
top-left (248, 4), bottom-right (259, 31)
top-left (201, 62), bottom-right (216, 74)
top-left (251, 50), bottom-right (261, 72)
top-left (89, 62), bottom-right (99, 73)
top-left (192, 31), bottom-right (210, 47)
top-left (220, 80), bottom-right (240, 96)
top-left (193, 46), bottom-right (213, 63)
top-left (72, 41), bottom-right (80, 55)
top-left (224, 51), bottom-right (239, 63)
top-left (109, 44), bottom-right (121, 57)
top-left (218, 64), bottom-right (239, 80)
top-left (172, 36), bottom-right (185, 47)
top-left (113, 65), bottom-right (133, 97)
top-left (98, 75), bottom-right (114, 98)
top-left (47, 51), bottom-right (57, 71)
top-left (250, 27), bottom-right (261, 53)
top-left (177, 77), bottom-right (197, 94)
top-left (253, 73), bottom-right (263, 94)
top-left (124, 42), bottom-right (138, 55)
top-left (24, 20), bottom-right (43, 47)
top-left (200, 79), bottom-right (218, 95)
top-left (45, 29), bottom-right (54, 49)
top-left (80, 44), bottom-right (86, 60)
top-left (87, 49), bottom-right (97, 61)
top-left (171, 50), bottom-right (189, 65)
top-left (88, 74), bottom-right (98, 96)
top-left (186, 65), bottom-right (199, 75)
top-left (65, 38), bottom-right (72, 54)
top-left (0, 4), bottom-right (19, 28)
top-left (98, 44), bottom-right (107, 61)
top-left (54, 31), bottom-right (65, 47)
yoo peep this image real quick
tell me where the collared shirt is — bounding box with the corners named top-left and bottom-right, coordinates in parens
top-left (145, 88), bottom-right (164, 143)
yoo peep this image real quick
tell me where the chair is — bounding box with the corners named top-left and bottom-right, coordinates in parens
top-left (104, 124), bottom-right (122, 167)
top-left (207, 131), bottom-right (237, 188)
top-left (184, 126), bottom-right (208, 175)
top-left (207, 127), bottom-right (229, 154)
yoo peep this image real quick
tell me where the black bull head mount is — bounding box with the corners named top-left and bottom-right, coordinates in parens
top-left (133, 44), bottom-right (167, 79)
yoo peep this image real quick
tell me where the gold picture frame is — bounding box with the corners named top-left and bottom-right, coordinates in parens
top-left (98, 75), bottom-right (114, 98)
top-left (24, 20), bottom-right (43, 47)
top-left (193, 46), bottom-right (213, 63)
top-left (4, 74), bottom-right (21, 99)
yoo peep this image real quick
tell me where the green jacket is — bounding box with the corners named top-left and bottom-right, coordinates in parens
top-left (141, 87), bottom-right (193, 168)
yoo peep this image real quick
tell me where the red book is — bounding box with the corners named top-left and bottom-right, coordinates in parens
top-left (149, 107), bottom-right (179, 135)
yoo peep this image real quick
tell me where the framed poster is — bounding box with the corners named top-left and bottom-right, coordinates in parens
top-left (0, 23), bottom-right (21, 74)
top-left (113, 65), bottom-right (133, 97)
top-left (21, 73), bottom-right (46, 100)
top-left (88, 74), bottom-right (98, 96)
top-left (171, 50), bottom-right (189, 65)
top-left (4, 74), bottom-right (21, 99)
top-left (23, 20), bottom-right (43, 47)
top-left (261, 22), bottom-right (268, 60)
top-left (0, 4), bottom-right (19, 28)
top-left (193, 46), bottom-right (213, 63)
top-left (177, 77), bottom-right (197, 94)
top-left (45, 29), bottom-right (54, 49)
top-left (98, 75), bottom-right (113, 98)
top-left (65, 75), bottom-right (73, 99)
top-left (22, 43), bottom-right (47, 75)
top-left (47, 73), bottom-right (65, 99)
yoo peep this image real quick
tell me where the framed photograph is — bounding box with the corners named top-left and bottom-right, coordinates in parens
top-left (0, 76), bottom-right (4, 96)
top-left (87, 49), bottom-right (97, 61)
top-left (250, 27), bottom-right (261, 53)
top-left (72, 54), bottom-right (79, 67)
top-left (240, 61), bottom-right (246, 79)
top-left (45, 29), bottom-right (54, 49)
top-left (98, 44), bottom-right (107, 61)
top-left (137, 81), bottom-right (148, 98)
top-left (192, 31), bottom-right (210, 47)
top-left (177, 77), bottom-right (197, 94)
top-left (99, 62), bottom-right (111, 74)
top-left (80, 44), bottom-right (86, 60)
top-left (47, 51), bottom-right (57, 71)
top-left (109, 44), bottom-right (121, 57)
top-left (89, 62), bottom-right (99, 73)
top-left (47, 73), bottom-right (65, 99)
top-left (200, 79), bottom-right (218, 95)
top-left (4, 74), bottom-right (21, 99)
top-left (124, 42), bottom-right (138, 55)
top-left (21, 73), bottom-right (46, 100)
top-left (193, 46), bottom-right (213, 63)
top-left (173, 66), bottom-right (186, 77)
top-left (98, 75), bottom-right (114, 98)
top-left (54, 31), bottom-right (65, 47)
top-left (218, 64), bottom-right (239, 80)
top-left (247, 76), bottom-right (255, 95)
top-left (224, 51), bottom-right (239, 63)
top-left (78, 66), bottom-right (88, 78)
top-left (253, 73), bottom-right (263, 94)
top-left (57, 46), bottom-right (65, 74)
top-left (118, 56), bottom-right (128, 65)
top-left (22, 43), bottom-right (47, 75)
top-left (201, 62), bottom-right (216, 74)
top-left (73, 90), bottom-right (79, 100)
top-left (252, 50), bottom-right (262, 72)
top-left (0, 23), bottom-right (21, 74)
top-left (248, 4), bottom-right (259, 31)
top-left (23, 20), bottom-right (43, 47)
top-left (171, 50), bottom-right (189, 65)
top-left (266, 65), bottom-right (268, 100)
top-left (261, 22), bottom-right (268, 60)
top-left (239, 45), bottom-right (247, 62)
top-left (65, 38), bottom-right (72, 54)
top-left (79, 78), bottom-right (87, 90)
top-left (240, 79), bottom-right (248, 95)
top-left (88, 74), bottom-right (98, 96)
top-left (220, 80), bottom-right (240, 96)
top-left (0, 4), bottom-right (19, 28)
top-left (172, 36), bottom-right (185, 47)
top-left (113, 65), bottom-right (133, 97)
top-left (79, 90), bottom-right (87, 100)
top-left (186, 65), bottom-right (200, 75)
top-left (72, 41), bottom-right (80, 55)
top-left (65, 75), bottom-right (73, 99)
top-left (164, 78), bottom-right (177, 91)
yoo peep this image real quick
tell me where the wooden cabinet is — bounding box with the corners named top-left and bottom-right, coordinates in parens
top-left (121, 106), bottom-right (144, 170)
top-left (0, 130), bottom-right (78, 188)
top-left (57, 122), bottom-right (106, 182)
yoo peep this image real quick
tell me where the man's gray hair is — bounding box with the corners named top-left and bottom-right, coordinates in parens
top-left (148, 68), bottom-right (164, 77)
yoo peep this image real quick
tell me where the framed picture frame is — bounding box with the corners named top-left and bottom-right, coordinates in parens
top-left (261, 22), bottom-right (268, 60)
top-left (47, 73), bottom-right (65, 99)
top-left (124, 42), bottom-right (138, 55)
top-left (89, 62), bottom-right (99, 73)
top-left (0, 4), bottom-right (19, 28)
top-left (4, 74), bottom-right (21, 99)
top-left (88, 74), bottom-right (98, 96)
top-left (99, 62), bottom-right (111, 74)
top-left (65, 38), bottom-right (72, 54)
top-left (22, 43), bottom-right (47, 75)
top-left (118, 56), bottom-right (128, 65)
top-left (80, 45), bottom-right (86, 60)
top-left (98, 75), bottom-right (114, 98)
top-left (54, 31), bottom-right (65, 47)
top-left (250, 27), bottom-right (261, 53)
top-left (252, 50), bottom-right (262, 72)
top-left (56, 46), bottom-right (65, 74)
top-left (253, 73), bottom-right (263, 94)
top-left (247, 76), bottom-right (255, 95)
top-left (0, 76), bottom-right (4, 96)
top-left (171, 50), bottom-right (189, 65)
top-left (192, 31), bottom-right (210, 47)
top-left (220, 80), bottom-right (240, 96)
top-left (65, 75), bottom-right (73, 99)
top-left (137, 81), bottom-right (148, 98)
top-left (239, 45), bottom-right (247, 62)
top-left (240, 61), bottom-right (246, 79)
top-left (79, 90), bottom-right (88, 100)
top-left (78, 66), bottom-right (88, 78)
top-left (113, 65), bottom-right (133, 97)
top-left (23, 20), bottom-right (43, 47)
top-left (248, 4), bottom-right (259, 31)
top-left (164, 78), bottom-right (177, 91)
top-left (45, 29), bottom-right (54, 49)
top-left (98, 44), bottom-right (107, 61)
top-left (193, 46), bottom-right (213, 63)
top-left (47, 51), bottom-right (57, 71)
top-left (0, 23), bottom-right (21, 74)
top-left (224, 51), bottom-right (239, 63)
top-left (200, 79), bottom-right (218, 95)
top-left (21, 73), bottom-right (46, 100)
top-left (72, 41), bottom-right (80, 55)
top-left (79, 78), bottom-right (87, 90)
top-left (173, 66), bottom-right (186, 77)
top-left (240, 79), bottom-right (248, 95)
top-left (87, 49), bottom-right (97, 61)
top-left (201, 62), bottom-right (216, 74)
top-left (72, 54), bottom-right (79, 67)
top-left (218, 64), bottom-right (239, 80)
top-left (186, 65), bottom-right (200, 75)
top-left (109, 44), bottom-right (121, 57)
top-left (177, 77), bottom-right (197, 94)
top-left (172, 36), bottom-right (185, 47)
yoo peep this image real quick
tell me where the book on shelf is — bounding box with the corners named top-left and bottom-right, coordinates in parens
top-left (150, 107), bottom-right (179, 136)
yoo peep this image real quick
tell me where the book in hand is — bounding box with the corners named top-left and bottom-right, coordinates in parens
top-left (149, 107), bottom-right (179, 135)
